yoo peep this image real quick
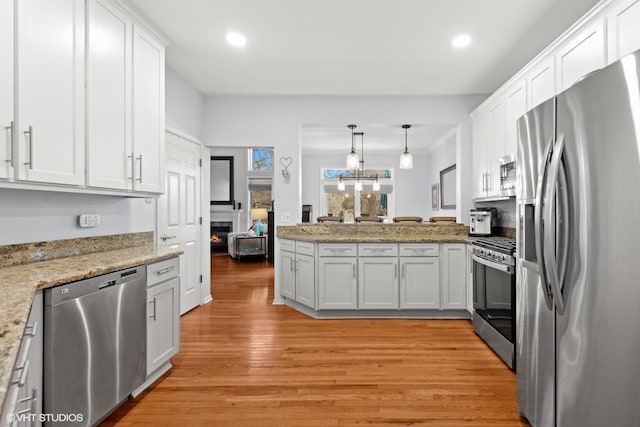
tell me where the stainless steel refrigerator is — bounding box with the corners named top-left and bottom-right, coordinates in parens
top-left (516, 49), bottom-right (640, 427)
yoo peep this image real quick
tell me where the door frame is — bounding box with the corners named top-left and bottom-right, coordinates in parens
top-left (158, 127), bottom-right (211, 307)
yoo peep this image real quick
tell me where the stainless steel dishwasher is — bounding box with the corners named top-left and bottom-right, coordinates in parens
top-left (44, 266), bottom-right (146, 426)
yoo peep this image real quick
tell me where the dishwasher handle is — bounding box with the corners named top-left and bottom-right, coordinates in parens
top-left (99, 279), bottom-right (117, 289)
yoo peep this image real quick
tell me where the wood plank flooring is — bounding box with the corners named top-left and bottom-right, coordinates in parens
top-left (104, 255), bottom-right (530, 426)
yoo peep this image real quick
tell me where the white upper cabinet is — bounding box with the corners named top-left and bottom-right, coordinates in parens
top-left (86, 0), bottom-right (132, 190)
top-left (16, 0), bottom-right (85, 186)
top-left (487, 100), bottom-right (505, 196)
top-left (472, 111), bottom-right (489, 200)
top-left (556, 20), bottom-right (606, 91)
top-left (607, 0), bottom-right (640, 63)
top-left (472, 100), bottom-right (504, 199)
top-left (0, 0), bottom-right (13, 180)
top-left (504, 80), bottom-right (527, 158)
top-left (2, 0), bottom-right (165, 195)
top-left (526, 56), bottom-right (556, 110)
top-left (132, 24), bottom-right (165, 194)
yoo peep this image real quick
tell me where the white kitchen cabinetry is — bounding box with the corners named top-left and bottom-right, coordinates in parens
top-left (472, 112), bottom-right (490, 200)
top-left (279, 241), bottom-right (296, 300)
top-left (132, 24), bottom-right (165, 193)
top-left (294, 241), bottom-right (315, 309)
top-left (526, 57), bottom-right (556, 110)
top-left (89, 12), bottom-right (165, 194)
top-left (556, 20), bottom-right (606, 91)
top-left (279, 239), bottom-right (316, 309)
top-left (0, 0), bottom-right (13, 181)
top-left (146, 258), bottom-right (180, 377)
top-left (318, 244), bottom-right (357, 309)
top-left (358, 244), bottom-right (399, 309)
top-left (504, 80), bottom-right (527, 158)
top-left (1, 291), bottom-right (43, 427)
top-left (441, 244), bottom-right (467, 310)
top-left (16, 0), bottom-right (85, 186)
top-left (472, 101), bottom-right (503, 199)
top-left (607, 0), bottom-right (640, 63)
top-left (399, 244), bottom-right (440, 309)
top-left (86, 0), bottom-right (132, 190)
top-left (1, 0), bottom-right (165, 195)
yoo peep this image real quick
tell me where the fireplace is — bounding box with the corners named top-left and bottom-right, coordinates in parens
top-left (210, 221), bottom-right (232, 253)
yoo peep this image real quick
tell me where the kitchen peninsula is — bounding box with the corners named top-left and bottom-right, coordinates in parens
top-left (277, 222), bottom-right (472, 319)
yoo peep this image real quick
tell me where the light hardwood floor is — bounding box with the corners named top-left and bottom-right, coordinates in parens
top-left (104, 255), bottom-right (530, 426)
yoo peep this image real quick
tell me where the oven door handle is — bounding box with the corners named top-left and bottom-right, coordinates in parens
top-left (472, 254), bottom-right (514, 275)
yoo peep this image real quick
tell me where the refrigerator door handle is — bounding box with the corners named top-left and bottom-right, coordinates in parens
top-left (534, 137), bottom-right (555, 310)
top-left (543, 134), bottom-right (567, 315)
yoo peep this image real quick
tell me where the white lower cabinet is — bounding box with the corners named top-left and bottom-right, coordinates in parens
top-left (1, 291), bottom-right (43, 427)
top-left (280, 239), bottom-right (472, 316)
top-left (399, 257), bottom-right (440, 309)
top-left (279, 240), bottom-right (316, 309)
top-left (295, 253), bottom-right (315, 308)
top-left (441, 244), bottom-right (467, 310)
top-left (146, 258), bottom-right (180, 376)
top-left (147, 276), bottom-right (180, 375)
top-left (279, 249), bottom-right (296, 300)
top-left (399, 243), bottom-right (440, 309)
top-left (358, 257), bottom-right (399, 309)
top-left (318, 257), bottom-right (358, 309)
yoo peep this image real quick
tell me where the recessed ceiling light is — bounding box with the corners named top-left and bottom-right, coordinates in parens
top-left (452, 34), bottom-right (472, 48)
top-left (226, 32), bottom-right (247, 47)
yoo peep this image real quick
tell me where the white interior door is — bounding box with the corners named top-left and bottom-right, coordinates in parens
top-left (159, 131), bottom-right (201, 314)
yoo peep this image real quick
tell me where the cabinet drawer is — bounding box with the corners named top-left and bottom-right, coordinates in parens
top-left (358, 243), bottom-right (398, 257)
top-left (399, 243), bottom-right (440, 257)
top-left (147, 257), bottom-right (180, 286)
top-left (318, 243), bottom-right (357, 257)
top-left (295, 240), bottom-right (315, 256)
top-left (279, 239), bottom-right (296, 252)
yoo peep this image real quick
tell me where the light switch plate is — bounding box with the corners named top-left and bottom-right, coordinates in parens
top-left (78, 214), bottom-right (101, 228)
top-left (281, 212), bottom-right (291, 223)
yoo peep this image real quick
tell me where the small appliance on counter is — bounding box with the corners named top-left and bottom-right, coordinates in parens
top-left (469, 207), bottom-right (498, 236)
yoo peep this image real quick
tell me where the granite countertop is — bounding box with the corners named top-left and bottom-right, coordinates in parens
top-left (0, 244), bottom-right (182, 412)
top-left (280, 234), bottom-right (474, 243)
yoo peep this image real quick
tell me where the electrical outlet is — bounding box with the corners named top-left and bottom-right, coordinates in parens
top-left (281, 212), bottom-right (291, 223)
top-left (78, 214), bottom-right (101, 228)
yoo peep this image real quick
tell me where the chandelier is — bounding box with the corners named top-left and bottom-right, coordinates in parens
top-left (339, 128), bottom-right (380, 192)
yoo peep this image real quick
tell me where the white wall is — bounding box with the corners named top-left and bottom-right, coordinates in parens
top-left (425, 132), bottom-right (457, 220)
top-left (166, 67), bottom-right (205, 141)
top-left (202, 95), bottom-right (486, 302)
top-left (0, 188), bottom-right (155, 245)
top-left (302, 152), bottom-right (429, 220)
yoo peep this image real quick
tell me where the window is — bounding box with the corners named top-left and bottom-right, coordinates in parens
top-left (321, 168), bottom-right (394, 221)
top-left (249, 148), bottom-right (273, 171)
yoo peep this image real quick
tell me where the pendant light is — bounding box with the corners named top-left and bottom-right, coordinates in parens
top-left (399, 124), bottom-right (413, 169)
top-left (346, 124), bottom-right (359, 169)
top-left (372, 177), bottom-right (380, 192)
top-left (337, 176), bottom-right (345, 191)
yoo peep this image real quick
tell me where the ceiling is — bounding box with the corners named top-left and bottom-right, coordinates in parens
top-left (129, 0), bottom-right (600, 153)
top-left (130, 0), bottom-right (600, 96)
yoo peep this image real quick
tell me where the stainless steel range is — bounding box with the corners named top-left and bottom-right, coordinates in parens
top-left (471, 237), bottom-right (516, 369)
